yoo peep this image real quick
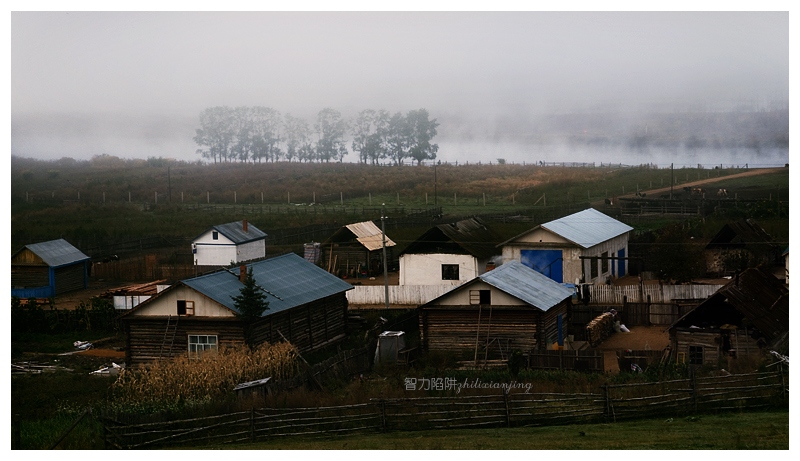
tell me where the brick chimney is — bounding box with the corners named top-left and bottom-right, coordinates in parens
top-left (239, 265), bottom-right (247, 283)
top-left (242, 219), bottom-right (248, 233)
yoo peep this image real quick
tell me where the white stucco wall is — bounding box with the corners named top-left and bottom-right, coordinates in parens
top-left (235, 239), bottom-right (266, 262)
top-left (131, 285), bottom-right (236, 318)
top-left (399, 253), bottom-right (478, 286)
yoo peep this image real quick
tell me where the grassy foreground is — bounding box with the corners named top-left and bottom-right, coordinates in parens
top-left (213, 410), bottom-right (788, 450)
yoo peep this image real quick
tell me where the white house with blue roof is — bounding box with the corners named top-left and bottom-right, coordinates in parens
top-left (11, 238), bottom-right (90, 298)
top-left (498, 208), bottom-right (633, 284)
top-left (120, 253), bottom-right (353, 367)
top-left (192, 220), bottom-right (267, 266)
top-left (419, 260), bottom-right (574, 360)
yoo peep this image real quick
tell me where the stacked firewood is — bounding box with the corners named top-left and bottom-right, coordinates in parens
top-left (586, 312), bottom-right (616, 348)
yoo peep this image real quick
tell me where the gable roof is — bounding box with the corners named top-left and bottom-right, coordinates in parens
top-left (400, 217), bottom-right (502, 259)
top-left (195, 220), bottom-right (267, 244)
top-left (424, 260), bottom-right (573, 312)
top-left (500, 208), bottom-right (633, 249)
top-left (669, 267), bottom-right (788, 342)
top-left (325, 221), bottom-right (396, 251)
top-left (179, 253), bottom-right (352, 316)
top-left (705, 219), bottom-right (776, 250)
top-left (13, 239), bottom-right (90, 267)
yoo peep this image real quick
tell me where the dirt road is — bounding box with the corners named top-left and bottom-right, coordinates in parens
top-left (606, 167), bottom-right (785, 203)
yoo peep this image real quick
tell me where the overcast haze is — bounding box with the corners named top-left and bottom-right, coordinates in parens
top-left (10, 11), bottom-right (790, 166)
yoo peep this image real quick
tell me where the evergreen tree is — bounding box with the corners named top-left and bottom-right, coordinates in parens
top-left (231, 267), bottom-right (269, 346)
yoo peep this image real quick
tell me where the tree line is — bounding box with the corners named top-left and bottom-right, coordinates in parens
top-left (193, 106), bottom-right (439, 165)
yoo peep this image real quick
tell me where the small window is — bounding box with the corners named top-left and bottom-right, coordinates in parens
top-left (470, 289), bottom-right (491, 305)
top-left (188, 335), bottom-right (218, 357)
top-left (688, 346), bottom-right (704, 365)
top-left (601, 252), bottom-right (609, 274)
top-left (212, 231), bottom-right (219, 240)
top-left (591, 257), bottom-right (599, 279)
top-left (442, 264), bottom-right (459, 281)
top-left (177, 300), bottom-right (195, 316)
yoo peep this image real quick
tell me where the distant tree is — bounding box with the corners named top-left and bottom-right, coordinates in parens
top-left (231, 268), bottom-right (269, 347)
top-left (194, 106), bottom-right (236, 163)
top-left (386, 111), bottom-right (410, 165)
top-left (314, 108), bottom-right (349, 162)
top-left (406, 109), bottom-right (439, 165)
top-left (351, 109), bottom-right (390, 164)
top-left (231, 106), bottom-right (255, 163)
top-left (283, 113), bottom-right (311, 162)
top-left (250, 106), bottom-right (283, 163)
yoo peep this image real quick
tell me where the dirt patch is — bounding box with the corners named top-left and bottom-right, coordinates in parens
top-left (594, 325), bottom-right (670, 352)
top-left (70, 348), bottom-right (126, 359)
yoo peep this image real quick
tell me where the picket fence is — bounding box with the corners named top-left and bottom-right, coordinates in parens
top-left (347, 283), bottom-right (724, 307)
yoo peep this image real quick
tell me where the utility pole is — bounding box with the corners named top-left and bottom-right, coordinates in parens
top-left (381, 204), bottom-right (389, 309)
top-left (434, 162), bottom-right (438, 206)
top-left (670, 163), bottom-right (674, 200)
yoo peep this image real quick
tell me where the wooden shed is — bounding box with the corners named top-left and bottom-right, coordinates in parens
top-left (321, 221), bottom-right (396, 277)
top-left (419, 260), bottom-right (574, 362)
top-left (704, 219), bottom-right (780, 276)
top-left (11, 238), bottom-right (90, 299)
top-left (668, 267), bottom-right (788, 368)
top-left (119, 253), bottom-right (353, 368)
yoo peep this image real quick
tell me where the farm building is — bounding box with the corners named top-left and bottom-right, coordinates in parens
top-left (703, 219), bottom-right (780, 276)
top-left (399, 217), bottom-right (502, 286)
top-left (321, 221), bottom-right (396, 277)
top-left (119, 253), bottom-right (353, 368)
top-left (191, 220), bottom-right (267, 266)
top-left (11, 238), bottom-right (90, 298)
top-left (668, 267), bottom-right (788, 368)
top-left (103, 280), bottom-right (169, 310)
top-left (419, 260), bottom-right (574, 362)
top-left (499, 208), bottom-right (633, 284)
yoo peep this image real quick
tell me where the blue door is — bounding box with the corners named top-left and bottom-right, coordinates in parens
top-left (617, 248), bottom-right (626, 277)
top-left (520, 249), bottom-right (563, 283)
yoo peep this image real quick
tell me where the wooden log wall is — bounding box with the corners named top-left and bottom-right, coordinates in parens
top-left (421, 307), bottom-right (542, 359)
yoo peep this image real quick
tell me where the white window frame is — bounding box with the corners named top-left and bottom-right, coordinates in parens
top-left (188, 334), bottom-right (218, 357)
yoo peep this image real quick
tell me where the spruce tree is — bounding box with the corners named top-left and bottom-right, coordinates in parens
top-left (231, 267), bottom-right (269, 346)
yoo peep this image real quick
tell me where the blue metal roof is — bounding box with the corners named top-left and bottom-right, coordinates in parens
top-left (541, 208), bottom-right (632, 249)
top-left (17, 239), bottom-right (90, 268)
top-left (478, 260), bottom-right (573, 311)
top-left (206, 221), bottom-right (267, 244)
top-left (182, 253), bottom-right (352, 316)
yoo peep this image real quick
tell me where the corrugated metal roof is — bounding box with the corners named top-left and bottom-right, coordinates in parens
top-left (478, 260), bottom-right (573, 311)
top-left (182, 253), bottom-right (353, 316)
top-left (212, 221), bottom-right (267, 244)
top-left (541, 208), bottom-right (633, 249)
top-left (345, 221), bottom-right (396, 251)
top-left (18, 239), bottom-right (90, 267)
top-left (400, 217), bottom-right (501, 259)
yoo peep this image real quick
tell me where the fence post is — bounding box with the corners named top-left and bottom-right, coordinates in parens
top-left (379, 399), bottom-right (388, 433)
top-left (250, 407), bottom-right (255, 442)
top-left (503, 389), bottom-right (511, 427)
top-left (602, 385), bottom-right (615, 423)
top-left (690, 370), bottom-right (698, 414)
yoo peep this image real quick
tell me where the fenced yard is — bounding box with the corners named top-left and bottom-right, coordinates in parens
top-left (99, 370), bottom-right (786, 449)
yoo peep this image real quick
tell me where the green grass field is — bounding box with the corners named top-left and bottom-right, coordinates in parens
top-left (217, 410), bottom-right (789, 450)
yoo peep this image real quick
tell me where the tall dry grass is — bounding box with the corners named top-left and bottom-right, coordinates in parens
top-left (111, 342), bottom-right (300, 408)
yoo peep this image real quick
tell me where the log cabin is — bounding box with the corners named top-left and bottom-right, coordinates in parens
top-left (119, 253), bottom-right (353, 368)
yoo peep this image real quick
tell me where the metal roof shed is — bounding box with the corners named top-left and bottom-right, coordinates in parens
top-left (11, 239), bottom-right (90, 298)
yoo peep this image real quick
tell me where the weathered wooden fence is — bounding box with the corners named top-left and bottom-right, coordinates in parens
top-left (100, 371), bottom-right (786, 449)
top-left (527, 350), bottom-right (605, 372)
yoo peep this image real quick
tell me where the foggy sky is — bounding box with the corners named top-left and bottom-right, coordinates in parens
top-left (10, 10), bottom-right (790, 165)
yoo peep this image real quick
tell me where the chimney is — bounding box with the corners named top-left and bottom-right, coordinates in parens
top-left (242, 219), bottom-right (248, 233)
top-left (239, 265), bottom-right (247, 283)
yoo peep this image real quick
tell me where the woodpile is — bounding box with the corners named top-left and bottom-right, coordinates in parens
top-left (586, 312), bottom-right (616, 347)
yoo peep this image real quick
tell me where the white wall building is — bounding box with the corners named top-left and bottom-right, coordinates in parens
top-left (192, 220), bottom-right (267, 266)
top-left (499, 208), bottom-right (633, 285)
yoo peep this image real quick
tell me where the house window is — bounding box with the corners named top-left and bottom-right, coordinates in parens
top-left (590, 257), bottom-right (599, 279)
top-left (212, 231), bottom-right (219, 240)
top-left (601, 252), bottom-right (609, 274)
top-left (177, 300), bottom-right (195, 316)
top-left (442, 264), bottom-right (459, 281)
top-left (470, 290), bottom-right (491, 305)
top-left (188, 335), bottom-right (218, 357)
top-left (688, 346), bottom-right (704, 365)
